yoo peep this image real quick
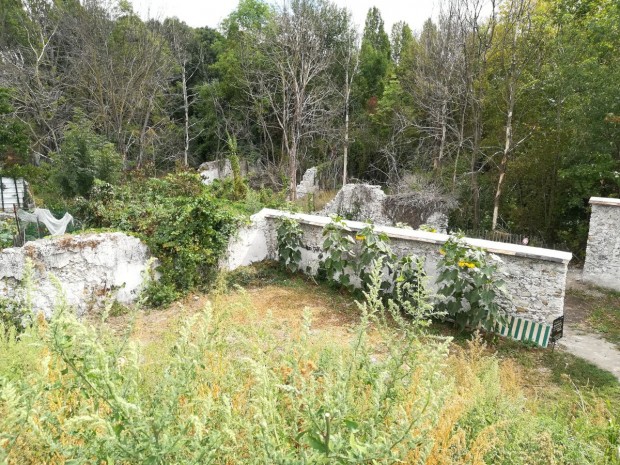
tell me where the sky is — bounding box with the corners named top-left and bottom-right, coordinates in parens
top-left (133, 0), bottom-right (440, 35)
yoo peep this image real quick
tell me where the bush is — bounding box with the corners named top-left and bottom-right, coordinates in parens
top-left (0, 219), bottom-right (14, 249)
top-left (276, 216), bottom-right (303, 272)
top-left (316, 217), bottom-right (429, 310)
top-left (77, 172), bottom-right (239, 305)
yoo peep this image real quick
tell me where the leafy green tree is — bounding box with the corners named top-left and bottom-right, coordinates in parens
top-left (0, 88), bottom-right (29, 166)
top-left (53, 115), bottom-right (122, 198)
top-left (356, 7), bottom-right (391, 108)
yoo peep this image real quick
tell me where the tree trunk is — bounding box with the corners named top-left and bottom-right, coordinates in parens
top-left (434, 99), bottom-right (448, 173)
top-left (343, 80), bottom-right (350, 186)
top-left (492, 22), bottom-right (519, 231)
top-left (182, 62), bottom-right (190, 167)
top-left (492, 95), bottom-right (513, 230)
top-left (289, 140), bottom-right (297, 200)
top-left (138, 95), bottom-right (154, 169)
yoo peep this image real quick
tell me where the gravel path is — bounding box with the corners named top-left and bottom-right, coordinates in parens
top-left (558, 327), bottom-right (620, 381)
top-left (560, 269), bottom-right (620, 381)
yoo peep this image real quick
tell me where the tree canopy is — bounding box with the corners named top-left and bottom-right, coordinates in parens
top-left (0, 0), bottom-right (618, 255)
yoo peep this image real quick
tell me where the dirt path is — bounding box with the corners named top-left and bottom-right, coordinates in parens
top-left (561, 269), bottom-right (620, 381)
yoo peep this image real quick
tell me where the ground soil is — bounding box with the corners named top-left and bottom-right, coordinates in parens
top-left (103, 267), bottom-right (620, 382)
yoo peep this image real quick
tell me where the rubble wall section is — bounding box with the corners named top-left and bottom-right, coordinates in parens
top-left (0, 232), bottom-right (151, 316)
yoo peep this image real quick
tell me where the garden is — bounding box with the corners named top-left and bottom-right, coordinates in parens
top-left (0, 171), bottom-right (619, 464)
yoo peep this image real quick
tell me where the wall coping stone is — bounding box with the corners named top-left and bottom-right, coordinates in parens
top-left (589, 197), bottom-right (620, 207)
top-left (260, 209), bottom-right (572, 265)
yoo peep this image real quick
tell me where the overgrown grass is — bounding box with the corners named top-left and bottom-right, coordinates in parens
top-left (589, 304), bottom-right (620, 349)
top-left (2, 264), bottom-right (619, 463)
top-left (567, 287), bottom-right (620, 349)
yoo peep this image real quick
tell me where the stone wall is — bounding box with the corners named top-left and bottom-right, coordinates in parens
top-left (322, 184), bottom-right (390, 223)
top-left (0, 232), bottom-right (152, 317)
top-left (199, 159), bottom-right (232, 185)
top-left (583, 197), bottom-right (620, 290)
top-left (224, 209), bottom-right (572, 323)
top-left (296, 167), bottom-right (318, 199)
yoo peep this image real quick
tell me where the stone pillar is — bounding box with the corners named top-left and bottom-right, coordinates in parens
top-left (296, 167), bottom-right (318, 199)
top-left (583, 197), bottom-right (620, 290)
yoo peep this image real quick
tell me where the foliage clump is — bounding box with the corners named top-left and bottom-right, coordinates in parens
top-left (53, 115), bottom-right (123, 198)
top-left (276, 215), bottom-right (303, 273)
top-left (77, 172), bottom-right (239, 305)
top-left (436, 234), bottom-right (512, 331)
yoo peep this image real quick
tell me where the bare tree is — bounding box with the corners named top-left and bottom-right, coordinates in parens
top-left (0, 0), bottom-right (67, 160)
top-left (491, 0), bottom-right (535, 230)
top-left (163, 18), bottom-right (209, 167)
top-left (240, 0), bottom-right (347, 199)
top-left (460, 0), bottom-right (497, 227)
top-left (404, 4), bottom-right (468, 177)
top-left (67, 5), bottom-right (174, 166)
top-left (340, 24), bottom-right (360, 186)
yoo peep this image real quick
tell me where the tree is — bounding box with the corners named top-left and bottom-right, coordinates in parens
top-left (163, 18), bottom-right (200, 167)
top-left (390, 21), bottom-right (414, 69)
top-left (459, 0), bottom-right (497, 228)
top-left (0, 87), bottom-right (29, 166)
top-left (53, 114), bottom-right (122, 198)
top-left (490, 0), bottom-right (537, 230)
top-left (338, 17), bottom-right (360, 186)
top-left (357, 7), bottom-right (391, 108)
top-left (239, 0), bottom-right (349, 199)
top-left (67, 3), bottom-right (174, 167)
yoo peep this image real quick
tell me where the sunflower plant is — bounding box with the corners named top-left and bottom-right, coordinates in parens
top-left (436, 234), bottom-right (512, 331)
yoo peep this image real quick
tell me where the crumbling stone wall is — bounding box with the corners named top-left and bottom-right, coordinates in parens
top-left (0, 232), bottom-right (152, 317)
top-left (583, 197), bottom-right (620, 290)
top-left (225, 209), bottom-right (572, 323)
top-left (199, 159), bottom-right (232, 185)
top-left (296, 167), bottom-right (318, 199)
top-left (322, 184), bottom-right (390, 223)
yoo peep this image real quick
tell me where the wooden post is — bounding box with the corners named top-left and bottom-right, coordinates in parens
top-left (13, 204), bottom-right (22, 246)
top-left (13, 178), bottom-right (20, 208)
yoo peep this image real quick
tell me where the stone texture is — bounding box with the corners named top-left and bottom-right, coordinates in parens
top-left (199, 159), bottom-right (232, 185)
top-left (225, 209), bottom-right (572, 324)
top-left (322, 183), bottom-right (454, 230)
top-left (322, 184), bottom-right (390, 223)
top-left (425, 212), bottom-right (449, 233)
top-left (296, 167), bottom-right (318, 199)
top-left (0, 232), bottom-right (152, 317)
top-left (583, 197), bottom-right (620, 290)
top-left (383, 190), bottom-right (456, 229)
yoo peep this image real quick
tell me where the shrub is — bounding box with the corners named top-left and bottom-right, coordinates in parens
top-left (0, 87), bottom-right (29, 166)
top-left (318, 216), bottom-right (357, 290)
top-left (436, 234), bottom-right (512, 331)
top-left (78, 172), bottom-right (239, 305)
top-left (0, 219), bottom-right (14, 249)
